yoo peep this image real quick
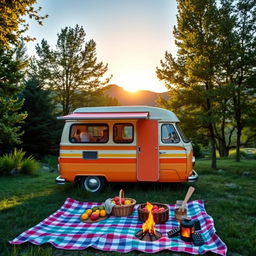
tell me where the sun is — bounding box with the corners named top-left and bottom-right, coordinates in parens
top-left (115, 71), bottom-right (153, 92)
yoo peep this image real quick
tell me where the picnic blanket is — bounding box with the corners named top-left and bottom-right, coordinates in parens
top-left (10, 198), bottom-right (227, 255)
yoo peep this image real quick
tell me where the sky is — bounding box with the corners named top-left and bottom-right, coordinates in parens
top-left (26, 0), bottom-right (178, 92)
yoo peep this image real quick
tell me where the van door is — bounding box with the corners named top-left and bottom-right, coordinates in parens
top-left (137, 119), bottom-right (159, 181)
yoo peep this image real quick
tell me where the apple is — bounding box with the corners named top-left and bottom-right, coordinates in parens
top-left (90, 212), bottom-right (99, 221)
top-left (142, 207), bottom-right (148, 212)
top-left (152, 205), bottom-right (159, 211)
top-left (121, 199), bottom-right (125, 204)
top-left (152, 208), bottom-right (159, 214)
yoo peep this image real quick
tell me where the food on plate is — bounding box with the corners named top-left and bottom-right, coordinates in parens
top-left (90, 212), bottom-right (99, 221)
top-left (81, 213), bottom-right (89, 220)
top-left (100, 209), bottom-right (107, 217)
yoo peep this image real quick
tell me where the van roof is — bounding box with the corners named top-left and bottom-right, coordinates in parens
top-left (71, 106), bottom-right (180, 122)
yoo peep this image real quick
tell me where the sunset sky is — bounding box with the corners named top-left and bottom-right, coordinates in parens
top-left (26, 0), bottom-right (177, 92)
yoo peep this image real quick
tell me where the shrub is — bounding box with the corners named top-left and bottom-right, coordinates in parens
top-left (0, 154), bottom-right (16, 175)
top-left (21, 156), bottom-right (40, 175)
top-left (0, 148), bottom-right (40, 176)
top-left (228, 148), bottom-right (256, 159)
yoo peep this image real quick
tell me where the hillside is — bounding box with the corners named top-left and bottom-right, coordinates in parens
top-left (105, 84), bottom-right (168, 106)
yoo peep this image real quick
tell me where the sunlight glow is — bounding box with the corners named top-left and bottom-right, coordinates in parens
top-left (114, 70), bottom-right (161, 92)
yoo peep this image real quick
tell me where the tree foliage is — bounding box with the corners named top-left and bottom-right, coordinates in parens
top-left (0, 0), bottom-right (48, 48)
top-left (20, 78), bottom-right (63, 156)
top-left (32, 25), bottom-right (113, 115)
top-left (156, 0), bottom-right (256, 165)
top-left (0, 45), bottom-right (27, 152)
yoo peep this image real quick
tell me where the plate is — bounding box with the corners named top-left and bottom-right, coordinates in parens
top-left (80, 214), bottom-right (109, 223)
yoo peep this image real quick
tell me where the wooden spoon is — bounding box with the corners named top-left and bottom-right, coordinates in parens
top-left (179, 186), bottom-right (195, 212)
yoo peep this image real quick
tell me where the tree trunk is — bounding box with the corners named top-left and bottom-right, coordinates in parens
top-left (218, 139), bottom-right (229, 157)
top-left (210, 124), bottom-right (217, 169)
top-left (236, 126), bottom-right (242, 162)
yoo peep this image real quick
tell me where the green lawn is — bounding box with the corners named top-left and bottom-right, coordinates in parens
top-left (1, 159), bottom-right (256, 256)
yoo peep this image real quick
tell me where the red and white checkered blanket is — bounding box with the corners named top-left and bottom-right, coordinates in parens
top-left (10, 198), bottom-right (227, 255)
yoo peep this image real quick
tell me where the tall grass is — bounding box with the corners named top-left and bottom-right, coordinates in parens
top-left (0, 148), bottom-right (40, 176)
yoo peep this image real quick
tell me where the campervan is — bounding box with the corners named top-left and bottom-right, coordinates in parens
top-left (56, 106), bottom-right (198, 192)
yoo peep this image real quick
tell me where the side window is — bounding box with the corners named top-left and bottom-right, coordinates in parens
top-left (69, 124), bottom-right (109, 143)
top-left (161, 124), bottom-right (180, 144)
top-left (113, 123), bottom-right (134, 143)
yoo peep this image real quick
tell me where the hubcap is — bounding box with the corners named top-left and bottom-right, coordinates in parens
top-left (84, 177), bottom-right (100, 192)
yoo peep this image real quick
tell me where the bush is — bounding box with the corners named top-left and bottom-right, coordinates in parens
top-left (228, 148), bottom-right (256, 159)
top-left (192, 142), bottom-right (203, 158)
top-left (0, 148), bottom-right (40, 176)
top-left (0, 154), bottom-right (16, 175)
top-left (21, 156), bottom-right (40, 175)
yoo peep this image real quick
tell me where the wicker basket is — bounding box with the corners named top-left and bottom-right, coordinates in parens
top-left (111, 189), bottom-right (136, 217)
top-left (138, 202), bottom-right (169, 224)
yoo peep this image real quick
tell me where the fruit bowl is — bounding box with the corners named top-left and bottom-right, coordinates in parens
top-left (138, 202), bottom-right (169, 224)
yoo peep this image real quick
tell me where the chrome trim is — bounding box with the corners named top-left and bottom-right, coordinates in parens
top-left (188, 169), bottom-right (198, 182)
top-left (55, 176), bottom-right (66, 185)
top-left (192, 156), bottom-right (196, 166)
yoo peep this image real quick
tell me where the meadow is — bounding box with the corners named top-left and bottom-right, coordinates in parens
top-left (0, 159), bottom-right (255, 256)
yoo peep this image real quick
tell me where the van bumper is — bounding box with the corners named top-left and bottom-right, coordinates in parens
top-left (188, 169), bottom-right (198, 182)
top-left (55, 176), bottom-right (66, 185)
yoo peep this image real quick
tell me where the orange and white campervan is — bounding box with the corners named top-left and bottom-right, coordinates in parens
top-left (56, 106), bottom-right (198, 192)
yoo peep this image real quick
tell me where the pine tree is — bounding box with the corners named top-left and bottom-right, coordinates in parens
top-left (0, 45), bottom-right (27, 152)
top-left (156, 0), bottom-right (256, 165)
top-left (218, 0), bottom-right (256, 161)
top-left (32, 25), bottom-right (112, 115)
top-left (20, 78), bottom-right (63, 156)
top-left (157, 0), bottom-right (220, 168)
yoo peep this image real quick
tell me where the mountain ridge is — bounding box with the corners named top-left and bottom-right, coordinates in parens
top-left (105, 84), bottom-right (168, 106)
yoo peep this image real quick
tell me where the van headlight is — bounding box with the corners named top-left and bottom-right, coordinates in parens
top-left (192, 156), bottom-right (195, 166)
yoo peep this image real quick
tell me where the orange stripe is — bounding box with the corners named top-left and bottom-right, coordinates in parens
top-left (159, 146), bottom-right (186, 150)
top-left (160, 158), bottom-right (187, 163)
top-left (59, 158), bottom-right (136, 164)
top-left (60, 145), bottom-right (136, 150)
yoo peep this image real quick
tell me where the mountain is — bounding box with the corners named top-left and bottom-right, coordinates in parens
top-left (105, 84), bottom-right (168, 106)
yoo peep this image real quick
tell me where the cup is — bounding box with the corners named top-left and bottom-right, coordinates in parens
top-left (175, 200), bottom-right (187, 222)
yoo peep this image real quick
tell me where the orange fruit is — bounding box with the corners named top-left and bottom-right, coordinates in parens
top-left (81, 213), bottom-right (89, 220)
top-left (95, 209), bottom-right (100, 215)
top-left (100, 209), bottom-right (107, 217)
top-left (85, 209), bottom-right (92, 216)
top-left (124, 200), bottom-right (131, 205)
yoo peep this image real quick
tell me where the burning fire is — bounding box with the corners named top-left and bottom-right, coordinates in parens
top-left (181, 227), bottom-right (191, 238)
top-left (142, 202), bottom-right (156, 234)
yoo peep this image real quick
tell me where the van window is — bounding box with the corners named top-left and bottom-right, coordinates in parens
top-left (69, 124), bottom-right (109, 143)
top-left (113, 123), bottom-right (134, 143)
top-left (161, 124), bottom-right (180, 143)
top-left (175, 123), bottom-right (190, 143)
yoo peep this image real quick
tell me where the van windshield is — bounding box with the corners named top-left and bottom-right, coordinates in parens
top-left (175, 123), bottom-right (190, 143)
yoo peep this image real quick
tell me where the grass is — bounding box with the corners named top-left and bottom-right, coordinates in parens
top-left (0, 159), bottom-right (256, 256)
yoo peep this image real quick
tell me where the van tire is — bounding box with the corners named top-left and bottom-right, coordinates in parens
top-left (79, 176), bottom-right (107, 193)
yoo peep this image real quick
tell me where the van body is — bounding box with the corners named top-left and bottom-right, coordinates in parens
top-left (56, 106), bottom-right (198, 192)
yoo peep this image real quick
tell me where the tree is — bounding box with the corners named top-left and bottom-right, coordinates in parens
top-left (32, 25), bottom-right (112, 115)
top-left (0, 45), bottom-right (27, 153)
top-left (217, 0), bottom-right (256, 161)
top-left (156, 0), bottom-right (256, 165)
top-left (20, 78), bottom-right (63, 156)
top-left (156, 0), bottom-right (221, 168)
top-left (0, 0), bottom-right (48, 48)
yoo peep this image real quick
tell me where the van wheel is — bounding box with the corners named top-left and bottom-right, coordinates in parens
top-left (80, 176), bottom-right (107, 193)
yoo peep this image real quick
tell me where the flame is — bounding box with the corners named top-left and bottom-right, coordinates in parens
top-left (181, 227), bottom-right (191, 238)
top-left (142, 202), bottom-right (156, 234)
